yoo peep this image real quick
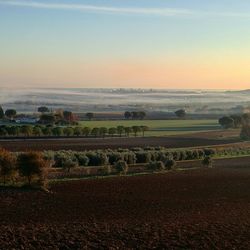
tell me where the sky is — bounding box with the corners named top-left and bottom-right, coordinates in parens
top-left (0, 0), bottom-right (250, 90)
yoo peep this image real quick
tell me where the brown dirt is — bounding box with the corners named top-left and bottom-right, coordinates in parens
top-left (0, 133), bottom-right (241, 152)
top-left (1, 163), bottom-right (250, 249)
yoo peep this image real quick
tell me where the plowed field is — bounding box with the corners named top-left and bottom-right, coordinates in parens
top-left (1, 164), bottom-right (250, 249)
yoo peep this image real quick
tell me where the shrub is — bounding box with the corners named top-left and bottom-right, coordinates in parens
top-left (0, 149), bottom-right (17, 185)
top-left (164, 151), bottom-right (174, 160)
top-left (54, 151), bottom-right (78, 170)
top-left (82, 127), bottom-right (91, 137)
top-left (154, 146), bottom-right (164, 151)
top-left (117, 148), bottom-right (129, 153)
top-left (179, 151), bottom-right (187, 161)
top-left (75, 152), bottom-right (89, 166)
top-left (173, 151), bottom-right (181, 161)
top-left (240, 125), bottom-right (250, 140)
top-left (63, 159), bottom-right (78, 172)
top-left (52, 127), bottom-right (63, 137)
top-left (86, 152), bottom-right (109, 166)
top-left (146, 161), bottom-right (165, 172)
top-left (43, 150), bottom-right (55, 163)
top-left (150, 151), bottom-right (159, 161)
top-left (123, 152), bottom-right (136, 164)
top-left (198, 149), bottom-right (205, 158)
top-left (63, 127), bottom-right (74, 137)
top-left (192, 150), bottom-right (200, 160)
top-left (135, 151), bottom-right (152, 163)
top-left (42, 127), bottom-right (52, 136)
top-left (131, 147), bottom-right (143, 152)
top-left (165, 159), bottom-right (177, 170)
top-left (17, 151), bottom-right (48, 186)
top-left (0, 127), bottom-right (8, 137)
top-left (107, 152), bottom-right (123, 165)
top-left (204, 148), bottom-right (216, 156)
top-left (74, 127), bottom-right (82, 136)
top-left (186, 150), bottom-right (194, 160)
top-left (114, 160), bottom-right (128, 175)
top-left (144, 146), bottom-right (155, 151)
top-left (202, 156), bottom-right (213, 168)
top-left (156, 151), bottom-right (173, 162)
top-left (219, 116), bottom-right (234, 129)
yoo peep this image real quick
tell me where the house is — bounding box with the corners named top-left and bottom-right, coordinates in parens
top-left (15, 117), bottom-right (39, 124)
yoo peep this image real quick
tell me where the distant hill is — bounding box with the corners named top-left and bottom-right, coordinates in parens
top-left (225, 89), bottom-right (250, 94)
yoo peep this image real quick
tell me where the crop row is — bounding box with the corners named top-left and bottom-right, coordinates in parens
top-left (42, 146), bottom-right (250, 170)
top-left (1, 145), bottom-right (248, 187)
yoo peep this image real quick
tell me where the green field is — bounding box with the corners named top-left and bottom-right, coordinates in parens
top-left (80, 119), bottom-right (220, 137)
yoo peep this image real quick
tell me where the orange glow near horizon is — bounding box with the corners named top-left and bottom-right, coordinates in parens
top-left (0, 55), bottom-right (250, 89)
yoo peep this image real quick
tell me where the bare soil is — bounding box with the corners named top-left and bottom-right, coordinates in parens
top-left (0, 131), bottom-right (241, 152)
top-left (1, 163), bottom-right (250, 249)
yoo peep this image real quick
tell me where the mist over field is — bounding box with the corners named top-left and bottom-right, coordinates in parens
top-left (1, 88), bottom-right (250, 113)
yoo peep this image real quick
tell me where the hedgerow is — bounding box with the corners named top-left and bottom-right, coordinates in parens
top-left (39, 146), bottom-right (250, 169)
top-left (1, 145), bottom-right (250, 187)
top-left (146, 161), bottom-right (165, 172)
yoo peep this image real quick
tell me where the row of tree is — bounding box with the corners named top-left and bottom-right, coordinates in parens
top-left (218, 113), bottom-right (250, 141)
top-left (44, 147), bottom-right (217, 170)
top-left (123, 109), bottom-right (187, 120)
top-left (218, 113), bottom-right (250, 129)
top-left (0, 105), bottom-right (80, 127)
top-left (124, 111), bottom-right (146, 120)
top-left (0, 125), bottom-right (149, 138)
top-left (0, 107), bottom-right (17, 119)
top-left (0, 147), bottom-right (215, 188)
top-left (39, 110), bottom-right (78, 125)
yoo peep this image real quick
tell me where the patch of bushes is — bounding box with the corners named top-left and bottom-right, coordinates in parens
top-left (165, 159), bottom-right (177, 170)
top-left (107, 152), bottom-right (123, 165)
top-left (202, 156), bottom-right (213, 168)
top-left (146, 161), bottom-right (165, 172)
top-left (74, 152), bottom-right (89, 166)
top-left (54, 151), bottom-right (78, 170)
top-left (204, 148), bottom-right (217, 156)
top-left (135, 151), bottom-right (152, 163)
top-left (86, 152), bottom-right (109, 166)
top-left (240, 125), bottom-right (250, 140)
top-left (123, 152), bottom-right (136, 165)
top-left (0, 149), bottom-right (17, 185)
top-left (114, 160), bottom-right (128, 175)
top-left (38, 146), bottom-right (250, 170)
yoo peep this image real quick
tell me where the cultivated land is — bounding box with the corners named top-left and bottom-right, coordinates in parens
top-left (80, 119), bottom-right (220, 136)
top-left (0, 117), bottom-right (248, 249)
top-left (1, 163), bottom-right (250, 249)
top-left (0, 128), bottom-right (241, 152)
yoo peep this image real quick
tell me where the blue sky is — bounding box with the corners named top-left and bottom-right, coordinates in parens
top-left (0, 0), bottom-right (250, 89)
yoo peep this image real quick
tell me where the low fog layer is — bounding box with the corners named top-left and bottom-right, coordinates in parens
top-left (0, 88), bottom-right (250, 113)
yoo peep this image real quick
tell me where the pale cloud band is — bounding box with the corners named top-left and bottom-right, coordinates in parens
top-left (0, 0), bottom-right (192, 16)
top-left (0, 0), bottom-right (250, 18)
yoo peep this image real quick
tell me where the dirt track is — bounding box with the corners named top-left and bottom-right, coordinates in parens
top-left (0, 135), bottom-right (240, 152)
top-left (1, 163), bottom-right (250, 249)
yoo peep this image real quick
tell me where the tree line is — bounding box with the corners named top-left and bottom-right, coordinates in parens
top-left (123, 109), bottom-right (187, 120)
top-left (0, 146), bottom-right (219, 187)
top-left (0, 125), bottom-right (149, 138)
top-left (218, 113), bottom-right (250, 140)
top-left (218, 114), bottom-right (250, 129)
top-left (4, 144), bottom-right (249, 189)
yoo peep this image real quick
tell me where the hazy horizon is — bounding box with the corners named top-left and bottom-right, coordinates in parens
top-left (0, 88), bottom-right (250, 114)
top-left (1, 0), bottom-right (250, 89)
